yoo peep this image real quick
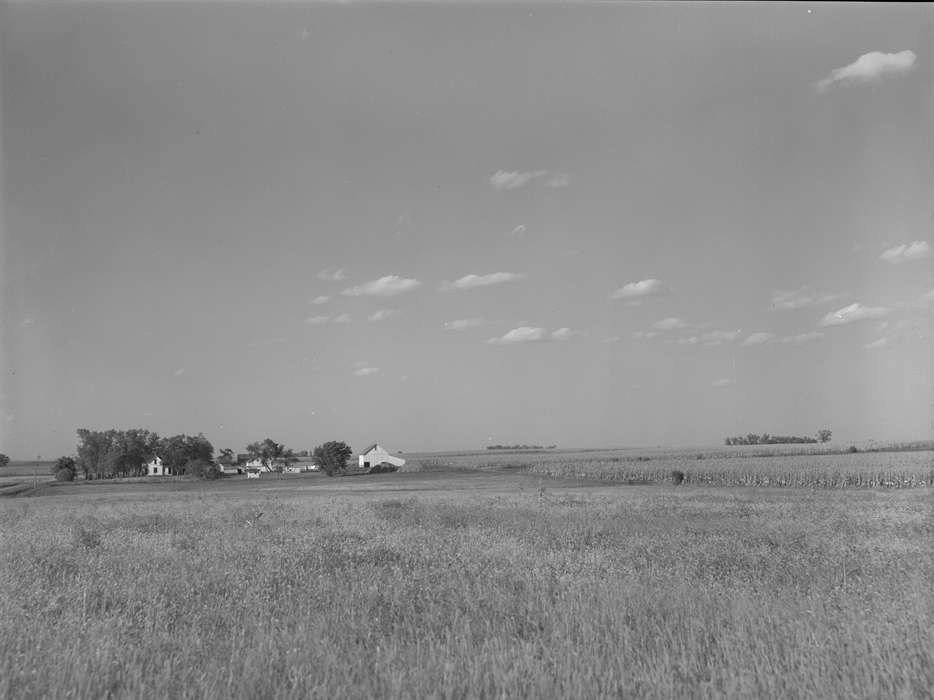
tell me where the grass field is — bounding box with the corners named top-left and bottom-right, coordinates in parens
top-left (2, 450), bottom-right (933, 699)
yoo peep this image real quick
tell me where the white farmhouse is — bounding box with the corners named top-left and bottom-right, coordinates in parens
top-left (144, 456), bottom-right (169, 476)
top-left (358, 443), bottom-right (406, 470)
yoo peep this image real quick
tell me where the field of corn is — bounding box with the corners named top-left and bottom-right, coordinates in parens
top-left (1, 470), bottom-right (932, 699)
top-left (406, 443), bottom-right (934, 489)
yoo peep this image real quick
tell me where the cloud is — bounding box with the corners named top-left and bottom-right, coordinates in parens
top-left (633, 330), bottom-right (659, 340)
top-left (173, 368), bottom-right (185, 376)
top-left (508, 225), bottom-right (527, 236)
top-left (864, 338), bottom-right (890, 350)
top-left (443, 318), bottom-right (486, 331)
top-left (819, 302), bottom-right (888, 327)
top-left (353, 366), bottom-right (380, 376)
top-left (305, 315), bottom-right (332, 325)
top-left (487, 326), bottom-right (546, 344)
top-left (770, 286), bottom-right (847, 311)
top-left (777, 332), bottom-right (824, 345)
top-left (603, 336), bottom-right (621, 343)
top-left (817, 50), bottom-right (916, 92)
top-left (741, 332), bottom-right (776, 347)
top-left (317, 267), bottom-right (347, 281)
top-left (880, 241), bottom-right (933, 264)
top-left (712, 378), bottom-right (736, 388)
top-left (490, 170), bottom-right (547, 191)
top-left (610, 279), bottom-right (671, 301)
top-left (367, 309), bottom-right (397, 321)
top-left (310, 296), bottom-right (330, 305)
top-left (342, 275), bottom-right (421, 297)
top-left (305, 314), bottom-right (351, 324)
top-left (651, 317), bottom-right (691, 331)
top-left (546, 173), bottom-right (570, 188)
top-left (698, 330), bottom-right (742, 346)
top-left (550, 328), bottom-right (585, 341)
top-left (921, 290), bottom-right (934, 305)
top-left (332, 313), bottom-right (352, 323)
top-left (441, 272), bottom-right (525, 291)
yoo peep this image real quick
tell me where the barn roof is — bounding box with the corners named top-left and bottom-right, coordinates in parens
top-left (360, 443), bottom-right (381, 455)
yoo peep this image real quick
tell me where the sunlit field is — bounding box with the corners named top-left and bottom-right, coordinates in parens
top-left (2, 454), bottom-right (933, 699)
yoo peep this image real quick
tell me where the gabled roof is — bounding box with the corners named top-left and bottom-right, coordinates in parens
top-left (361, 443), bottom-right (380, 455)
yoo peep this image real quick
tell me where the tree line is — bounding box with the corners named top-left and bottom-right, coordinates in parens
top-left (724, 429), bottom-right (831, 446)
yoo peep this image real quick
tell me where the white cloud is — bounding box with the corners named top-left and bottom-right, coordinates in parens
top-left (652, 317), bottom-right (690, 331)
top-left (777, 332), bottom-right (824, 345)
top-left (310, 295), bottom-right (330, 305)
top-left (817, 50), bottom-right (917, 92)
top-left (610, 279), bottom-right (670, 301)
top-left (741, 332), bottom-right (776, 347)
top-left (921, 290), bottom-right (934, 304)
top-left (880, 241), bottom-right (933, 264)
top-left (487, 326), bottom-right (546, 344)
top-left (698, 330), bottom-right (742, 346)
top-left (306, 314), bottom-right (351, 324)
top-left (443, 318), bottom-right (486, 331)
top-left (317, 267), bottom-right (347, 281)
top-left (864, 338), bottom-right (890, 350)
top-left (550, 327), bottom-right (585, 341)
top-left (342, 275), bottom-right (421, 297)
top-left (305, 315), bottom-right (331, 324)
top-left (332, 313), bottom-right (352, 323)
top-left (819, 302), bottom-right (888, 327)
top-left (489, 170), bottom-right (547, 191)
top-left (367, 309), bottom-right (397, 321)
top-left (633, 330), bottom-right (659, 340)
top-left (442, 272), bottom-right (525, 291)
top-left (546, 173), bottom-right (570, 188)
top-left (353, 366), bottom-right (380, 376)
top-left (603, 336), bottom-right (621, 343)
top-left (712, 378), bottom-right (736, 388)
top-left (508, 225), bottom-right (527, 236)
top-left (173, 368), bottom-right (185, 376)
top-left (770, 286), bottom-right (846, 311)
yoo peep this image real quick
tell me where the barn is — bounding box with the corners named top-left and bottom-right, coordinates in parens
top-left (358, 443), bottom-right (406, 470)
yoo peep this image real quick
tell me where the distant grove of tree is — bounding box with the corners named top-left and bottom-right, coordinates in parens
top-left (75, 428), bottom-right (214, 479)
top-left (725, 430), bottom-right (831, 446)
top-left (486, 444), bottom-right (558, 451)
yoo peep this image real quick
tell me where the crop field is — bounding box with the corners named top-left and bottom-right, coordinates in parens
top-left (2, 457), bottom-right (933, 699)
top-left (406, 444), bottom-right (934, 489)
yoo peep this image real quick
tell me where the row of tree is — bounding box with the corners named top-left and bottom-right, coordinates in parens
top-left (724, 429), bottom-right (831, 446)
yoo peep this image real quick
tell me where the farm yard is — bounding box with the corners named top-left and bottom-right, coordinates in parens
top-left (2, 446), bottom-right (933, 699)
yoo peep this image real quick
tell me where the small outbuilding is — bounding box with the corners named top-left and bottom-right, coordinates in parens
top-left (246, 468), bottom-right (261, 479)
top-left (358, 443), bottom-right (406, 470)
top-left (144, 456), bottom-right (169, 476)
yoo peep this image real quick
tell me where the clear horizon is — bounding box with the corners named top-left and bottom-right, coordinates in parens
top-left (2, 2), bottom-right (933, 461)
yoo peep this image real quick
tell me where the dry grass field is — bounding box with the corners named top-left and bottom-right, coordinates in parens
top-left (2, 448), bottom-right (933, 699)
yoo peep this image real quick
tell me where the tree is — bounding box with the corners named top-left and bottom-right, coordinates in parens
top-left (158, 433), bottom-right (214, 475)
top-left (0, 454), bottom-right (9, 467)
top-left (245, 438), bottom-right (295, 475)
top-left (817, 429), bottom-right (832, 444)
top-left (218, 448), bottom-right (235, 464)
top-left (52, 456), bottom-right (77, 482)
top-left (312, 441), bottom-right (353, 477)
top-left (184, 458), bottom-right (220, 480)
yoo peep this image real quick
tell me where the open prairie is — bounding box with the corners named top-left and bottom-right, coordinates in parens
top-left (2, 457), bottom-right (933, 699)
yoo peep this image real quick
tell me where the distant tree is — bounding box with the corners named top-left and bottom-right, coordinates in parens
top-left (245, 438), bottom-right (295, 475)
top-left (0, 454), bottom-right (9, 467)
top-left (312, 441), bottom-right (353, 477)
top-left (817, 429), bottom-right (832, 444)
top-left (218, 448), bottom-right (235, 464)
top-left (51, 456), bottom-right (77, 481)
top-left (184, 458), bottom-right (220, 480)
top-left (159, 433), bottom-right (214, 474)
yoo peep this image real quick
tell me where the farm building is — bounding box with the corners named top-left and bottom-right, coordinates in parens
top-left (246, 468), bottom-right (261, 479)
top-left (358, 443), bottom-right (405, 470)
top-left (144, 456), bottom-right (169, 476)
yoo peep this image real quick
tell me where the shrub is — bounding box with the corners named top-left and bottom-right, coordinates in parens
top-left (848, 445), bottom-right (859, 454)
top-left (671, 470), bottom-right (685, 485)
top-left (184, 459), bottom-right (221, 480)
top-left (0, 453), bottom-right (9, 467)
top-left (368, 463), bottom-right (399, 474)
top-left (55, 468), bottom-right (76, 482)
top-left (51, 456), bottom-right (77, 482)
top-left (313, 441), bottom-right (353, 477)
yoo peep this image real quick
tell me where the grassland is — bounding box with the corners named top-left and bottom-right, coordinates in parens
top-left (2, 452), bottom-right (933, 699)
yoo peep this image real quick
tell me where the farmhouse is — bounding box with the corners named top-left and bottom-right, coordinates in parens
top-left (144, 456), bottom-right (169, 476)
top-left (358, 443), bottom-right (406, 470)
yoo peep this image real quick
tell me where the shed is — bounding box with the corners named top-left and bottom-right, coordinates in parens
top-left (358, 443), bottom-right (406, 470)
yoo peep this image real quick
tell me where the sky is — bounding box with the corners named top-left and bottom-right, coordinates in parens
top-left (1, 2), bottom-right (933, 460)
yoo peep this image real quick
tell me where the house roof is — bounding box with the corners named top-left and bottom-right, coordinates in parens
top-left (360, 443), bottom-right (381, 455)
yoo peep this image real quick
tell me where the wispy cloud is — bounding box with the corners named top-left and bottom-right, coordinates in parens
top-left (441, 272), bottom-right (525, 291)
top-left (317, 267), bottom-right (347, 281)
top-left (342, 275), bottom-right (421, 297)
top-left (864, 338), bottom-right (890, 350)
top-left (489, 170), bottom-right (569, 191)
top-left (777, 332), bottom-right (824, 345)
top-left (332, 313), bottom-right (352, 323)
top-left (173, 368), bottom-right (185, 376)
top-left (651, 317), bottom-right (691, 331)
top-left (550, 328), bottom-right (585, 341)
top-left (508, 224), bottom-right (527, 236)
top-left (487, 327), bottom-right (546, 344)
top-left (770, 286), bottom-right (847, 311)
top-left (603, 336), bottom-right (621, 343)
top-left (819, 302), bottom-right (888, 327)
top-left (921, 290), bottom-right (934, 305)
top-left (443, 318), bottom-right (487, 331)
top-left (305, 314), bottom-right (351, 324)
top-left (712, 378), bottom-right (736, 388)
top-left (741, 332), bottom-right (776, 347)
top-left (633, 330), bottom-right (659, 340)
top-left (367, 309), bottom-right (397, 321)
top-left (353, 366), bottom-right (380, 377)
top-left (817, 50), bottom-right (916, 92)
top-left (310, 295), bottom-right (330, 305)
top-left (880, 241), bottom-right (932, 264)
top-left (679, 329), bottom-right (742, 347)
top-left (610, 279), bottom-right (671, 302)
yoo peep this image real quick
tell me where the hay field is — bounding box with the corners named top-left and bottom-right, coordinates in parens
top-left (2, 467), bottom-right (933, 699)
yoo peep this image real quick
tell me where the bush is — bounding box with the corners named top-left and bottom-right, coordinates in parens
top-left (848, 445), bottom-right (859, 454)
top-left (184, 459), bottom-right (221, 480)
top-left (671, 470), bottom-right (685, 485)
top-left (368, 463), bottom-right (399, 474)
top-left (51, 456), bottom-right (77, 482)
top-left (313, 441), bottom-right (353, 477)
top-left (0, 454), bottom-right (9, 467)
top-left (55, 468), bottom-right (76, 482)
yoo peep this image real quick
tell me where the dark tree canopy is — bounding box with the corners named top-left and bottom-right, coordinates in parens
top-left (0, 454), bottom-right (9, 467)
top-left (52, 456), bottom-right (77, 481)
top-left (312, 441), bottom-right (353, 477)
top-left (245, 438), bottom-right (295, 472)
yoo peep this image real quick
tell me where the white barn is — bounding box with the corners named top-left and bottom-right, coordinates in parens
top-left (358, 443), bottom-right (405, 470)
top-left (144, 456), bottom-right (169, 476)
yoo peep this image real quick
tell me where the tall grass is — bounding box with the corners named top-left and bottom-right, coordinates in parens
top-left (1, 483), bottom-right (933, 698)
